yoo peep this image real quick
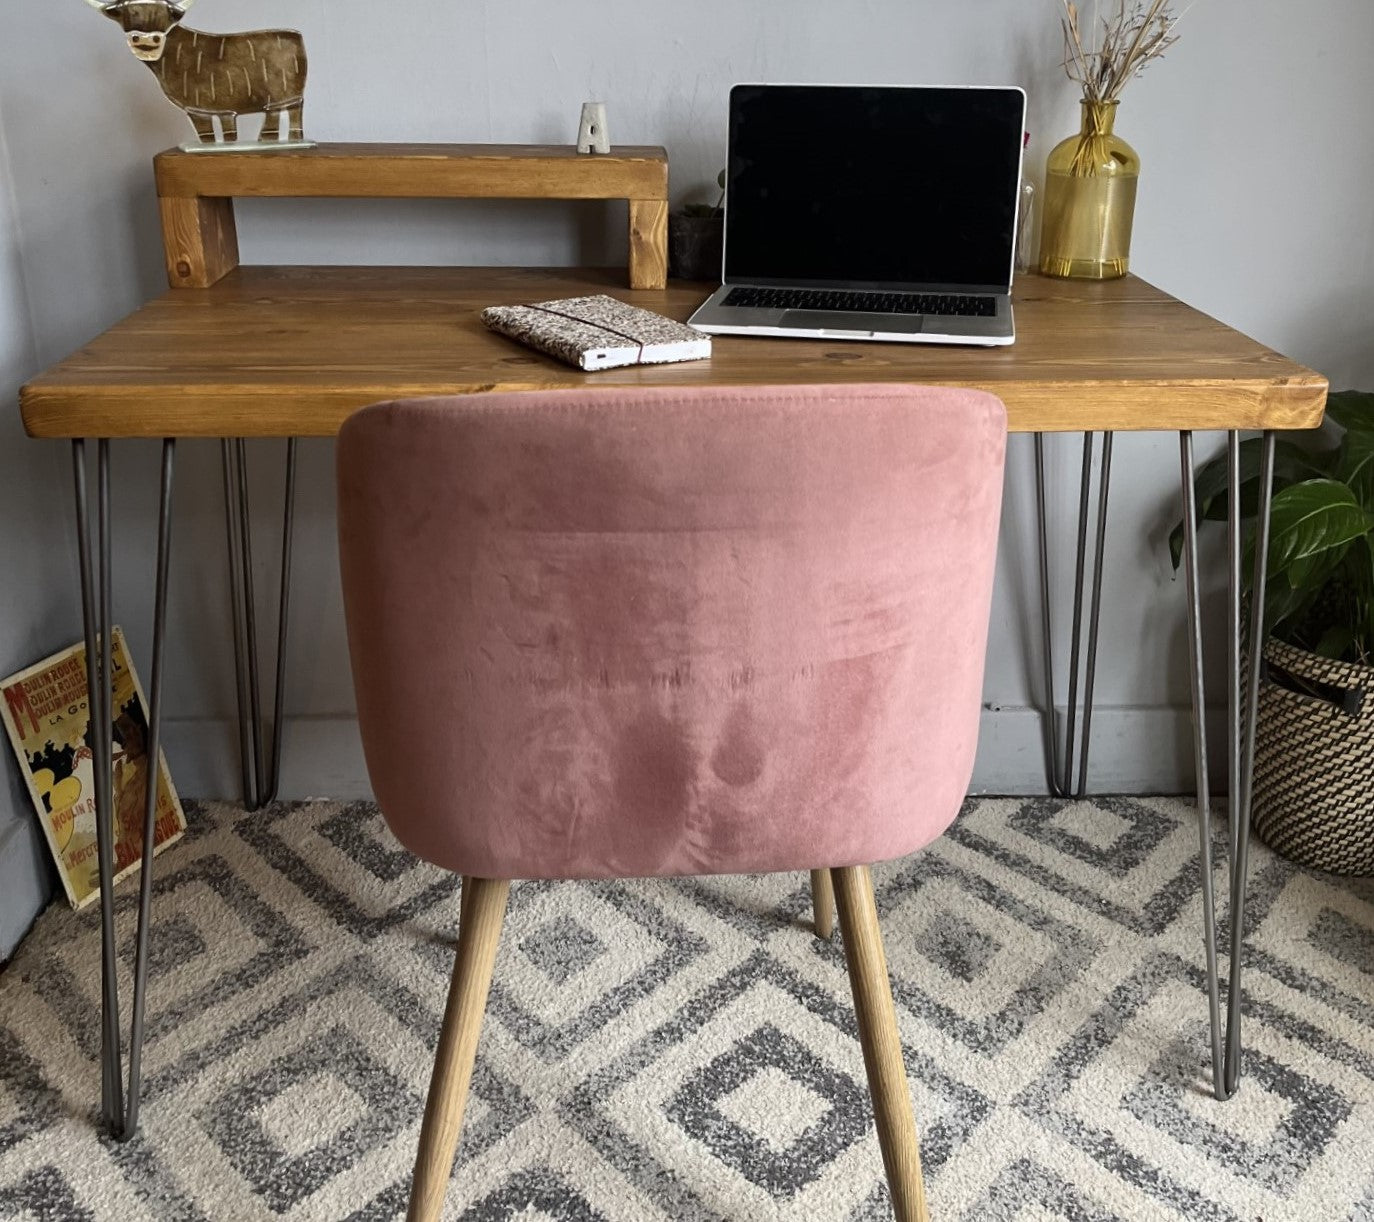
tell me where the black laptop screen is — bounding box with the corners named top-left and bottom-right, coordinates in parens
top-left (724, 84), bottom-right (1025, 291)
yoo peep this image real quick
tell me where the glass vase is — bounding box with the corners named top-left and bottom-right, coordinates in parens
top-left (1038, 100), bottom-right (1140, 280)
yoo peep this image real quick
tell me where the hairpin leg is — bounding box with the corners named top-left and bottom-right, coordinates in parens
top-left (1034, 435), bottom-right (1059, 793)
top-left (220, 438), bottom-right (296, 809)
top-left (1036, 431), bottom-right (1114, 798)
top-left (73, 439), bottom-right (122, 1127)
top-left (222, 440), bottom-right (258, 808)
top-left (1076, 432), bottom-right (1113, 797)
top-left (264, 437), bottom-right (297, 805)
top-left (235, 439), bottom-right (267, 805)
top-left (1224, 430), bottom-right (1275, 1096)
top-left (1177, 431), bottom-right (1226, 1099)
top-left (122, 439), bottom-right (176, 1139)
top-left (1176, 428), bottom-right (1276, 1101)
top-left (71, 438), bottom-right (177, 1140)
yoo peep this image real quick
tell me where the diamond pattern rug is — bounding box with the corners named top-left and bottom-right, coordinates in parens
top-left (1, 797), bottom-right (1372, 1221)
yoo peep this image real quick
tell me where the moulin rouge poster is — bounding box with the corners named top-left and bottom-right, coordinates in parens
top-left (0, 628), bottom-right (185, 908)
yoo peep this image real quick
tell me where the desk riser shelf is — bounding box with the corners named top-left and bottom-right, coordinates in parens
top-left (154, 144), bottom-right (669, 292)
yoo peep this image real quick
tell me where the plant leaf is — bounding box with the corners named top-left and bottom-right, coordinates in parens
top-left (1323, 389), bottom-right (1374, 434)
top-left (1285, 538), bottom-right (1352, 592)
top-left (1167, 438), bottom-right (1328, 570)
top-left (1260, 480), bottom-right (1374, 582)
top-left (1263, 573), bottom-right (1311, 637)
top-left (1364, 537), bottom-right (1374, 662)
top-left (1201, 438), bottom-right (1329, 520)
top-left (1312, 624), bottom-right (1356, 660)
top-left (1336, 427), bottom-right (1374, 505)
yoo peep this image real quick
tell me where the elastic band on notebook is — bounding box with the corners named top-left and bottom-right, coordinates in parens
top-left (518, 303), bottom-right (647, 364)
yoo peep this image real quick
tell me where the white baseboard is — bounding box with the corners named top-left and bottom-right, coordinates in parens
top-left (971, 704), bottom-right (1228, 795)
top-left (161, 716), bottom-right (375, 802)
top-left (161, 705), bottom-right (1230, 804)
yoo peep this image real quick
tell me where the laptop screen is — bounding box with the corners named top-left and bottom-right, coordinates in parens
top-left (724, 84), bottom-right (1026, 292)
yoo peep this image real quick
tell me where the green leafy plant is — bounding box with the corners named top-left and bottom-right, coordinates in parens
top-left (681, 168), bottom-right (726, 219)
top-left (1170, 390), bottom-right (1374, 664)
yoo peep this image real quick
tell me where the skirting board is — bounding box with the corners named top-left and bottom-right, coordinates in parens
top-left (158, 705), bottom-right (1232, 804)
top-left (972, 704), bottom-right (1230, 795)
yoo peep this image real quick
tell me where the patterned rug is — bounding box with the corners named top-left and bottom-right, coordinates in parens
top-left (1, 797), bottom-right (1372, 1221)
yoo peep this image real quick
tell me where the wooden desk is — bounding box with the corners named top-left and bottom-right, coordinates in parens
top-left (17, 266), bottom-right (1326, 1137)
top-left (21, 266), bottom-right (1324, 437)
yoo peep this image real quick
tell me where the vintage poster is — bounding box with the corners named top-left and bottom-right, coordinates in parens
top-left (0, 628), bottom-right (186, 909)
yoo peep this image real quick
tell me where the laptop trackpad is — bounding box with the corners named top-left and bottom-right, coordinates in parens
top-left (781, 310), bottom-right (926, 334)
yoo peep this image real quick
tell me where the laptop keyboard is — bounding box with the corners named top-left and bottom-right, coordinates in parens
top-left (722, 286), bottom-right (996, 317)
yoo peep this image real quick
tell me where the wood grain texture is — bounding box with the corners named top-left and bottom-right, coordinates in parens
top-left (628, 198), bottom-right (669, 290)
top-left (154, 143), bottom-right (669, 200)
top-left (832, 865), bottom-right (929, 1222)
top-left (158, 195), bottom-right (239, 288)
top-left (407, 876), bottom-right (509, 1222)
top-left (19, 266), bottom-right (1327, 438)
top-left (811, 869), bottom-right (835, 940)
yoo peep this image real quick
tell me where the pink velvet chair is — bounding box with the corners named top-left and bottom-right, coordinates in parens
top-left (337, 383), bottom-right (1006, 1222)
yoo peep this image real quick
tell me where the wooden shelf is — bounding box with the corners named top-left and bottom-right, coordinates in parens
top-left (154, 143), bottom-right (668, 199)
top-left (153, 142), bottom-right (669, 291)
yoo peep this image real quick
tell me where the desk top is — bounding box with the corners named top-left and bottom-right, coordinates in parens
top-left (19, 266), bottom-right (1327, 439)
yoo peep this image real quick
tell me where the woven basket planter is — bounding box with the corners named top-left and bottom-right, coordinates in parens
top-left (1252, 637), bottom-right (1374, 875)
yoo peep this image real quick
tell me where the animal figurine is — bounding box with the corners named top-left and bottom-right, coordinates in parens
top-left (83, 0), bottom-right (309, 147)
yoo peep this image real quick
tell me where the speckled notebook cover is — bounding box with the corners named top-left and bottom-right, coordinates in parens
top-left (482, 294), bottom-right (712, 371)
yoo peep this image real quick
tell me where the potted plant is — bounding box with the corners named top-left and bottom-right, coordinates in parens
top-left (1172, 390), bottom-right (1374, 874)
top-left (668, 169), bottom-right (725, 282)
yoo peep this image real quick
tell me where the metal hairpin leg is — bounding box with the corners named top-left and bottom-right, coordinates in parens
top-left (220, 438), bottom-right (297, 810)
top-left (1177, 431), bottom-right (1226, 1098)
top-left (1177, 429), bottom-right (1275, 1100)
top-left (1035, 430), bottom-right (1114, 797)
top-left (1228, 430), bottom-right (1274, 1094)
top-left (72, 437), bottom-right (176, 1140)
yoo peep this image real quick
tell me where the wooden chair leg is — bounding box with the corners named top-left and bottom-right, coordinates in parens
top-left (458, 874), bottom-right (474, 930)
top-left (407, 876), bottom-right (510, 1222)
top-left (832, 866), bottom-right (929, 1222)
top-left (810, 868), bottom-right (835, 939)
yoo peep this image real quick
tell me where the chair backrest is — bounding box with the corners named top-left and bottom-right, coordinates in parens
top-left (337, 384), bottom-right (1005, 881)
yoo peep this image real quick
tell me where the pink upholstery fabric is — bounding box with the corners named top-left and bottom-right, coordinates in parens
top-left (337, 384), bottom-right (1005, 880)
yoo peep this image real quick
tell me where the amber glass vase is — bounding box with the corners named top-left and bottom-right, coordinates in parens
top-left (1038, 100), bottom-right (1140, 280)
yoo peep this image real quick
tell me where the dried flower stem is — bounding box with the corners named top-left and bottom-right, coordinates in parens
top-left (1055, 0), bottom-right (1193, 175)
top-left (1058, 0), bottom-right (1187, 105)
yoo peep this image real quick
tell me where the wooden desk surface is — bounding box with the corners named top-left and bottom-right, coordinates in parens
top-left (19, 266), bottom-right (1327, 439)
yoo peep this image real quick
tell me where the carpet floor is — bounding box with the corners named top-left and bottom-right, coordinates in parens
top-left (1, 796), bottom-right (1372, 1221)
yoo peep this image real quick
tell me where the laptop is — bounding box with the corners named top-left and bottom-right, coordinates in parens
top-left (688, 83), bottom-right (1027, 347)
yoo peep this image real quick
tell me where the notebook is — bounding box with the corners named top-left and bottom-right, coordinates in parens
top-left (482, 295), bottom-right (711, 371)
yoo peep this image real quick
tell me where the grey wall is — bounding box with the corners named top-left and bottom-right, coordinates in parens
top-left (0, 93), bottom-right (67, 955)
top-left (2, 1), bottom-right (1373, 946)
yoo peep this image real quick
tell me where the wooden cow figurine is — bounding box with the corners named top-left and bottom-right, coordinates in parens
top-left (84, 0), bottom-right (308, 145)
